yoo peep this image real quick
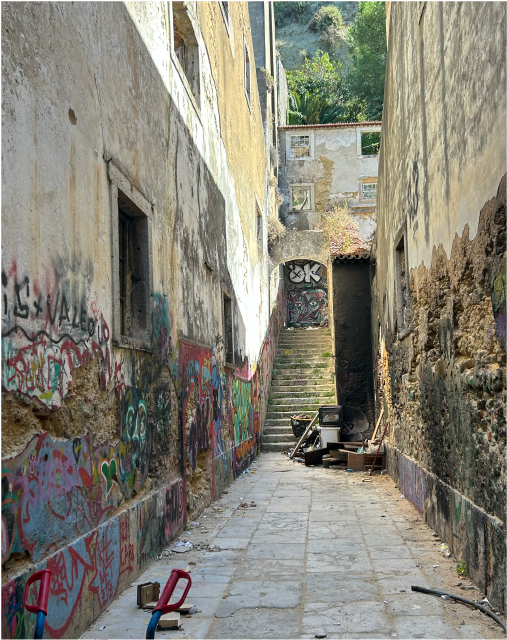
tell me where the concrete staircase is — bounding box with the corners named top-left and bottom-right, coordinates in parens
top-left (261, 327), bottom-right (336, 453)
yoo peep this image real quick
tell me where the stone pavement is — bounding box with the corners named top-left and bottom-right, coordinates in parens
top-left (82, 454), bottom-right (503, 639)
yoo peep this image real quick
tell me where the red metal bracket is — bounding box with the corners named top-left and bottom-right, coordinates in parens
top-left (152, 569), bottom-right (192, 615)
top-left (23, 570), bottom-right (52, 616)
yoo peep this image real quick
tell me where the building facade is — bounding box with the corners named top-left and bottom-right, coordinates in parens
top-left (278, 121), bottom-right (381, 238)
top-left (372, 1), bottom-right (506, 612)
top-left (1, 2), bottom-right (284, 637)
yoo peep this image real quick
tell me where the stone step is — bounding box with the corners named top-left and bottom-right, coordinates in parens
top-left (271, 376), bottom-right (335, 385)
top-left (261, 441), bottom-right (295, 453)
top-left (277, 348), bottom-right (334, 357)
top-left (277, 335), bottom-right (331, 344)
top-left (274, 358), bottom-right (333, 367)
top-left (268, 395), bottom-right (334, 405)
top-left (267, 402), bottom-right (320, 411)
top-left (267, 409), bottom-right (320, 419)
top-left (264, 418), bottom-right (297, 426)
top-left (272, 368), bottom-right (334, 376)
top-left (263, 426), bottom-right (294, 434)
top-left (270, 383), bottom-right (335, 392)
top-left (278, 331), bottom-right (331, 340)
top-left (277, 338), bottom-right (333, 349)
top-left (262, 433), bottom-right (296, 443)
top-left (271, 374), bottom-right (335, 381)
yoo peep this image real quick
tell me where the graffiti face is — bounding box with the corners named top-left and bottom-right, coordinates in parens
top-left (288, 262), bottom-right (322, 284)
top-left (287, 289), bottom-right (328, 327)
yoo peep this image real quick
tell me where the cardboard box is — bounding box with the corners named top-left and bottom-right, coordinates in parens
top-left (137, 582), bottom-right (160, 608)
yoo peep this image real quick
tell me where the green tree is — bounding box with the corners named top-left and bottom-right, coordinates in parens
top-left (286, 51), bottom-right (343, 105)
top-left (288, 91), bottom-right (344, 125)
top-left (345, 1), bottom-right (387, 120)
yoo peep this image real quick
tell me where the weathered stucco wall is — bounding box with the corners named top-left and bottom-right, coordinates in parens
top-left (1, 2), bottom-right (283, 637)
top-left (373, 1), bottom-right (506, 611)
top-left (278, 123), bottom-right (380, 233)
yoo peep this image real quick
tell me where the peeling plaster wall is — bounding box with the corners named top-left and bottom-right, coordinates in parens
top-left (373, 1), bottom-right (506, 612)
top-left (1, 2), bottom-right (283, 637)
top-left (278, 124), bottom-right (380, 233)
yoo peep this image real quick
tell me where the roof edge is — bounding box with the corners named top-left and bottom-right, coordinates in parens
top-left (279, 121), bottom-right (382, 130)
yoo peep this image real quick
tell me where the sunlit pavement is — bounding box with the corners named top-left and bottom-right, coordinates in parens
top-left (82, 453), bottom-right (501, 639)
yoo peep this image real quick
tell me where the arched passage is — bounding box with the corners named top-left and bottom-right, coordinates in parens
top-left (269, 230), bottom-right (332, 329)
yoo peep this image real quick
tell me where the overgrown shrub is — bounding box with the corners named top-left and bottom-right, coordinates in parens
top-left (309, 5), bottom-right (343, 32)
top-left (320, 202), bottom-right (369, 253)
top-left (274, 1), bottom-right (313, 28)
top-left (268, 217), bottom-right (287, 245)
top-left (309, 5), bottom-right (344, 53)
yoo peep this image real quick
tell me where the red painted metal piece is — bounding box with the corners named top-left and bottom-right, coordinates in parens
top-left (153, 569), bottom-right (192, 615)
top-left (23, 570), bottom-right (52, 616)
top-left (369, 421), bottom-right (389, 477)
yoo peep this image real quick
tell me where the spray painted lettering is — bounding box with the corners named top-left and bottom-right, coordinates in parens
top-left (1, 261), bottom-right (110, 407)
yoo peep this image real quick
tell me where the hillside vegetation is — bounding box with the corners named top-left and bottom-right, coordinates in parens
top-left (276, 1), bottom-right (387, 123)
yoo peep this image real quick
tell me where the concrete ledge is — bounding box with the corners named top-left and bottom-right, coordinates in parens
top-left (2, 478), bottom-right (184, 639)
top-left (387, 446), bottom-right (506, 613)
top-left (269, 230), bottom-right (328, 270)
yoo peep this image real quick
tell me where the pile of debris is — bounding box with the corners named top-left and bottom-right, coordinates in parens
top-left (287, 405), bottom-right (387, 474)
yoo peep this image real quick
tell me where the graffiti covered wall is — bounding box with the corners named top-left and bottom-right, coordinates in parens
top-left (284, 260), bottom-right (328, 328)
top-left (1, 1), bottom-right (284, 637)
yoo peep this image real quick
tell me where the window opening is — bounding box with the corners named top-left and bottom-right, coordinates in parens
top-left (173, 2), bottom-right (200, 108)
top-left (117, 191), bottom-right (150, 342)
top-left (244, 39), bottom-right (251, 107)
top-left (118, 212), bottom-right (130, 336)
top-left (224, 294), bottom-right (233, 364)
top-left (395, 236), bottom-right (408, 333)
top-left (257, 203), bottom-right (263, 252)
top-left (360, 131), bottom-right (381, 155)
top-left (290, 135), bottom-right (310, 158)
top-left (291, 185), bottom-right (312, 211)
top-left (362, 182), bottom-right (377, 199)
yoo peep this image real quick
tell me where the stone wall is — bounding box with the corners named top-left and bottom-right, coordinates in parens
top-left (1, 2), bottom-right (283, 637)
top-left (373, 1), bottom-right (506, 612)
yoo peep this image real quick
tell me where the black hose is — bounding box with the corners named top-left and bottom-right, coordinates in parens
top-left (411, 585), bottom-right (507, 633)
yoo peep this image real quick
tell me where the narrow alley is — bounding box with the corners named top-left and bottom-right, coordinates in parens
top-left (82, 454), bottom-right (500, 640)
top-left (2, 1), bottom-right (506, 639)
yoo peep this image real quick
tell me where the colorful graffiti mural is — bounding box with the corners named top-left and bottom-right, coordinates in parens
top-left (398, 453), bottom-right (428, 516)
top-left (1, 262), bottom-right (111, 408)
top-left (287, 288), bottom-right (328, 327)
top-left (1, 255), bottom-right (284, 638)
top-left (1, 479), bottom-right (183, 639)
top-left (1, 387), bottom-right (154, 566)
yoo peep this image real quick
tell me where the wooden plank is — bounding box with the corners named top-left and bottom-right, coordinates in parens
top-left (289, 411), bottom-right (319, 459)
top-left (371, 406), bottom-right (384, 441)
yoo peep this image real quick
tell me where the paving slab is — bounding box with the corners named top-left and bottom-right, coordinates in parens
top-left (81, 453), bottom-right (503, 640)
